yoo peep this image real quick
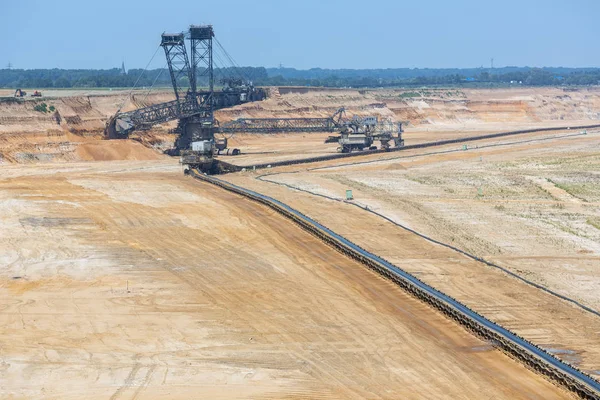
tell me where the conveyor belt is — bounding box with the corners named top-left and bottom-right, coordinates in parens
top-left (216, 123), bottom-right (600, 174)
top-left (190, 170), bottom-right (600, 399)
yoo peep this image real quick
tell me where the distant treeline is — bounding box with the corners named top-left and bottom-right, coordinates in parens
top-left (268, 67), bottom-right (600, 87)
top-left (1, 66), bottom-right (599, 89)
top-left (0, 67), bottom-right (268, 89)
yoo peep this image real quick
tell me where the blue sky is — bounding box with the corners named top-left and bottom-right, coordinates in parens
top-left (1, 0), bottom-right (598, 70)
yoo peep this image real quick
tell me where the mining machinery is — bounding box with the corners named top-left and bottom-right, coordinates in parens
top-left (104, 25), bottom-right (266, 172)
top-left (325, 115), bottom-right (404, 153)
top-left (104, 24), bottom-right (404, 172)
top-left (219, 107), bottom-right (347, 134)
top-left (217, 108), bottom-right (405, 155)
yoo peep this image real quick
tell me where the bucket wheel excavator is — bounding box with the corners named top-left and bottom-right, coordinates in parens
top-left (104, 25), bottom-right (266, 173)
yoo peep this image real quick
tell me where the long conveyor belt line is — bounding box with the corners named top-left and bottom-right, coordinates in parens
top-left (190, 170), bottom-right (600, 400)
top-left (254, 130), bottom-right (600, 319)
top-left (216, 123), bottom-right (600, 173)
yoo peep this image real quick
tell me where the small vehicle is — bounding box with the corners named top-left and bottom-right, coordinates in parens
top-left (32, 90), bottom-right (42, 97)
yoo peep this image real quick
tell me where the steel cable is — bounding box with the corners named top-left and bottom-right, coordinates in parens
top-left (116, 45), bottom-right (162, 113)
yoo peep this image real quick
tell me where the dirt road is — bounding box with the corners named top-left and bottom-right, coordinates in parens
top-left (0, 161), bottom-right (568, 399)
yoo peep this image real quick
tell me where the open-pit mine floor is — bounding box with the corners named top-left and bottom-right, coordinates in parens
top-left (222, 129), bottom-right (600, 380)
top-left (0, 161), bottom-right (570, 399)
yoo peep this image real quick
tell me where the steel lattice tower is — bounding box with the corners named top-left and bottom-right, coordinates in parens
top-left (160, 33), bottom-right (192, 105)
top-left (189, 25), bottom-right (214, 117)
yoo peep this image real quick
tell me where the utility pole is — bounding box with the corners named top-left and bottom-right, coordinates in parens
top-left (490, 58), bottom-right (494, 69)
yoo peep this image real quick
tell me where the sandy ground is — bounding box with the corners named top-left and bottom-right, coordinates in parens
top-left (246, 129), bottom-right (600, 308)
top-left (222, 129), bottom-right (600, 376)
top-left (1, 86), bottom-right (599, 164)
top-left (0, 161), bottom-right (569, 399)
